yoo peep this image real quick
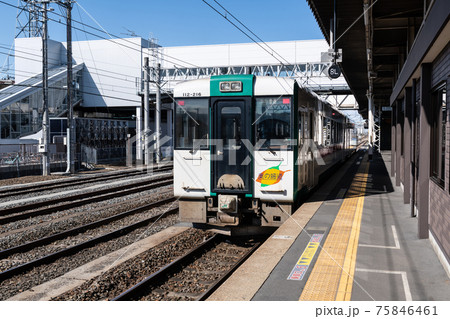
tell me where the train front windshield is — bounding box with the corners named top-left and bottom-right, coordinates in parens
top-left (174, 98), bottom-right (209, 149)
top-left (255, 97), bottom-right (292, 149)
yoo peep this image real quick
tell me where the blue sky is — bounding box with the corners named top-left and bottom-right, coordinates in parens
top-left (0, 0), bottom-right (323, 49)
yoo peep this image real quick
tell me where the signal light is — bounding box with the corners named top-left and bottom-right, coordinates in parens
top-left (283, 98), bottom-right (290, 104)
top-left (178, 100), bottom-right (185, 106)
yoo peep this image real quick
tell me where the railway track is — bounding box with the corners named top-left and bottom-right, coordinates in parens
top-left (0, 198), bottom-right (178, 282)
top-left (113, 234), bottom-right (261, 301)
top-left (0, 166), bottom-right (172, 199)
top-left (0, 174), bottom-right (173, 225)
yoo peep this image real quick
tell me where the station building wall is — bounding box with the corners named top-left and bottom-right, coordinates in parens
top-left (64, 37), bottom-right (147, 108)
top-left (14, 38), bottom-right (63, 83)
top-left (428, 43), bottom-right (450, 262)
top-left (392, 40), bottom-right (450, 265)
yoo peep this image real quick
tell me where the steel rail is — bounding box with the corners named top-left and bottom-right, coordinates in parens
top-left (0, 176), bottom-right (173, 224)
top-left (195, 240), bottom-right (262, 301)
top-left (0, 166), bottom-right (173, 198)
top-left (0, 207), bottom-right (179, 282)
top-left (112, 234), bottom-right (221, 301)
top-left (0, 169), bottom-right (141, 195)
top-left (0, 197), bottom-right (175, 259)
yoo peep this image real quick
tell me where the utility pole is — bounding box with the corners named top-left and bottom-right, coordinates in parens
top-left (41, 0), bottom-right (51, 176)
top-left (64, 0), bottom-right (75, 174)
top-left (136, 105), bottom-right (142, 166)
top-left (143, 57), bottom-right (150, 166)
top-left (155, 63), bottom-right (161, 163)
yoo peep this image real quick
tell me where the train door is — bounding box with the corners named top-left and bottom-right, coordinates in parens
top-left (212, 99), bottom-right (252, 194)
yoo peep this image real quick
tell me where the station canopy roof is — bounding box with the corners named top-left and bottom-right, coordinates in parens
top-left (0, 64), bottom-right (84, 110)
top-left (307, 0), bottom-right (424, 118)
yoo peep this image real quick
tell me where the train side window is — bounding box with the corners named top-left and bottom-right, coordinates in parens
top-left (323, 118), bottom-right (331, 146)
top-left (174, 98), bottom-right (209, 149)
top-left (255, 97), bottom-right (292, 149)
top-left (298, 111), bottom-right (303, 147)
top-left (304, 113), bottom-right (309, 142)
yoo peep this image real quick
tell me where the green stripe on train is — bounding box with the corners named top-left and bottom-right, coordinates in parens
top-left (210, 74), bottom-right (254, 96)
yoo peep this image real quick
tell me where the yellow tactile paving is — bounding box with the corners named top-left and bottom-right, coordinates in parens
top-left (299, 158), bottom-right (370, 301)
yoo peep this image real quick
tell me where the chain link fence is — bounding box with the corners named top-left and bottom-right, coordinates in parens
top-left (0, 152), bottom-right (67, 167)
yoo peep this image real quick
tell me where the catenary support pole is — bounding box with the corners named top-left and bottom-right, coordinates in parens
top-left (65, 0), bottom-right (75, 174)
top-left (136, 105), bottom-right (142, 165)
top-left (41, 0), bottom-right (50, 176)
top-left (155, 63), bottom-right (161, 163)
top-left (143, 57), bottom-right (150, 165)
top-left (367, 91), bottom-right (374, 160)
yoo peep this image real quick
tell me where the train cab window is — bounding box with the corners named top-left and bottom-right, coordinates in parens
top-left (255, 97), bottom-right (292, 149)
top-left (221, 106), bottom-right (242, 149)
top-left (174, 98), bottom-right (209, 149)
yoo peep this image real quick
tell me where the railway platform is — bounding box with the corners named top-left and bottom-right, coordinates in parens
top-left (208, 150), bottom-right (450, 301)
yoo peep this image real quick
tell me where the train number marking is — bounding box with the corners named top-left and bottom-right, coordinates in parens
top-left (182, 92), bottom-right (202, 97)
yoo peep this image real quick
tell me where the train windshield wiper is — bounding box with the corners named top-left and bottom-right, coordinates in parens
top-left (267, 145), bottom-right (277, 156)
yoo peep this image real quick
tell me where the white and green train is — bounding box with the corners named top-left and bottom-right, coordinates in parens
top-left (173, 75), bottom-right (355, 235)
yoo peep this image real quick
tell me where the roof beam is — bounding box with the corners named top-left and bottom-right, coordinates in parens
top-left (390, 0), bottom-right (450, 105)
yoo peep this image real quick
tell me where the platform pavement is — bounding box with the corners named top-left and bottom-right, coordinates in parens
top-left (209, 150), bottom-right (450, 301)
top-left (350, 151), bottom-right (449, 301)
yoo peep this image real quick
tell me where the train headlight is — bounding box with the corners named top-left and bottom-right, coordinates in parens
top-left (220, 81), bottom-right (242, 92)
top-left (220, 82), bottom-right (231, 91)
top-left (231, 81), bottom-right (242, 91)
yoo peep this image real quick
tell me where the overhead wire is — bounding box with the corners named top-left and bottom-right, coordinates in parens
top-left (210, 0), bottom-right (293, 67)
top-left (0, 50), bottom-right (140, 93)
top-left (201, 0), bottom-right (301, 121)
top-left (0, 43), bottom-right (137, 82)
top-left (0, 0), bottom-right (199, 139)
top-left (201, 0), bottom-right (350, 126)
top-left (73, 2), bottom-right (200, 69)
top-left (0, 41), bottom-right (146, 86)
top-left (0, 1), bottom-right (165, 107)
top-left (0, 80), bottom-right (142, 103)
top-left (203, 0), bottom-right (348, 116)
top-left (1, 0), bottom-right (331, 116)
top-left (203, 0), bottom-right (334, 90)
top-left (0, 0), bottom-right (200, 70)
top-left (1, 73), bottom-right (141, 100)
top-left (74, 2), bottom-right (105, 95)
top-left (2, 0), bottom-right (306, 86)
top-left (64, 1), bottom-right (199, 68)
